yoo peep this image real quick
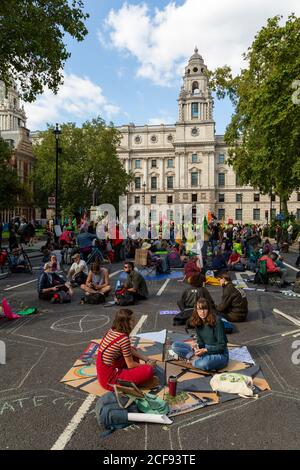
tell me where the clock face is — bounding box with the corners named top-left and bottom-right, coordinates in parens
top-left (191, 127), bottom-right (199, 136)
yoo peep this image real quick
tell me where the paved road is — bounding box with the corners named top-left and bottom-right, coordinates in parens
top-left (0, 250), bottom-right (299, 450)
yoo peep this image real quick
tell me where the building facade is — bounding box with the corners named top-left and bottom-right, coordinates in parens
top-left (0, 81), bottom-right (35, 223)
top-left (117, 49), bottom-right (300, 224)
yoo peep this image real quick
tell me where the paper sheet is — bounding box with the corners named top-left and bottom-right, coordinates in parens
top-left (229, 346), bottom-right (255, 365)
top-left (135, 329), bottom-right (167, 344)
top-left (127, 413), bottom-right (173, 424)
top-left (159, 310), bottom-right (180, 315)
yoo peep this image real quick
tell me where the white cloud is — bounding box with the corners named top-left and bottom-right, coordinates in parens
top-left (24, 73), bottom-right (120, 130)
top-left (104, 0), bottom-right (300, 86)
top-left (148, 114), bottom-right (176, 125)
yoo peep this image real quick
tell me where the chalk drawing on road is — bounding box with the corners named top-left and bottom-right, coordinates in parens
top-left (50, 314), bottom-right (110, 334)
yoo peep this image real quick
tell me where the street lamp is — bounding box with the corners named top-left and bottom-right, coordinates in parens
top-left (53, 123), bottom-right (62, 224)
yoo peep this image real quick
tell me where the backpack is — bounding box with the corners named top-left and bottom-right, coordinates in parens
top-left (254, 271), bottom-right (268, 285)
top-left (173, 308), bottom-right (194, 326)
top-left (52, 291), bottom-right (71, 304)
top-left (115, 288), bottom-right (135, 306)
top-left (84, 292), bottom-right (106, 304)
top-left (95, 391), bottom-right (139, 437)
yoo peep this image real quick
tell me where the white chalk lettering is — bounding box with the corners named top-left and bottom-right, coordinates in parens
top-left (0, 402), bottom-right (15, 415)
top-left (33, 395), bottom-right (48, 407)
top-left (13, 398), bottom-right (31, 409)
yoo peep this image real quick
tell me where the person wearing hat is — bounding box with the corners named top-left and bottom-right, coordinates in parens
top-left (67, 253), bottom-right (89, 285)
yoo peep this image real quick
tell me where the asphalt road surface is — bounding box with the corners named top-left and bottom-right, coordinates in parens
top-left (0, 250), bottom-right (299, 450)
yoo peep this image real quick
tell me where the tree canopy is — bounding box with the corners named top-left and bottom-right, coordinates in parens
top-left (32, 118), bottom-right (133, 215)
top-left (0, 138), bottom-right (28, 210)
top-left (209, 14), bottom-right (300, 214)
top-left (0, 0), bottom-right (88, 102)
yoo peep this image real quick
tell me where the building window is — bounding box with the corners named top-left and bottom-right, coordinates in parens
top-left (134, 196), bottom-right (140, 204)
top-left (191, 102), bottom-right (199, 118)
top-left (167, 196), bottom-right (173, 204)
top-left (151, 196), bottom-right (156, 204)
top-left (167, 176), bottom-right (174, 189)
top-left (167, 210), bottom-right (174, 221)
top-left (135, 210), bottom-right (140, 218)
top-left (192, 193), bottom-right (197, 202)
top-left (219, 193), bottom-right (225, 203)
top-left (253, 208), bottom-right (260, 220)
top-left (297, 193), bottom-right (300, 202)
top-left (218, 173), bottom-right (225, 187)
top-left (191, 172), bottom-right (199, 187)
top-left (254, 193), bottom-right (260, 202)
top-left (218, 208), bottom-right (225, 220)
top-left (192, 153), bottom-right (198, 163)
top-left (135, 159), bottom-right (141, 169)
top-left (151, 177), bottom-right (157, 190)
top-left (134, 135), bottom-right (141, 144)
top-left (272, 194), bottom-right (276, 202)
top-left (218, 154), bottom-right (225, 164)
top-left (236, 208), bottom-right (243, 220)
top-left (151, 135), bottom-right (157, 143)
top-left (167, 159), bottom-right (174, 168)
top-left (192, 81), bottom-right (199, 94)
top-left (151, 159), bottom-right (157, 168)
top-left (236, 193), bottom-right (242, 203)
top-left (135, 177), bottom-right (141, 190)
top-left (297, 209), bottom-right (300, 221)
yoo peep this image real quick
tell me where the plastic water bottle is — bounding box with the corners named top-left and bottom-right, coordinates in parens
top-left (116, 280), bottom-right (121, 290)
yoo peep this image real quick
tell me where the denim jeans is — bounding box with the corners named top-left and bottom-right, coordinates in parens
top-left (171, 341), bottom-right (229, 371)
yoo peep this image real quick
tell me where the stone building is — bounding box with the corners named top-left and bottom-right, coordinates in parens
top-left (0, 80), bottom-right (35, 223)
top-left (117, 49), bottom-right (300, 224)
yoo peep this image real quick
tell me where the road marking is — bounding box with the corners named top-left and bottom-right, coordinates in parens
top-left (273, 308), bottom-right (300, 327)
top-left (283, 262), bottom-right (298, 272)
top-left (156, 279), bottom-right (170, 296)
top-left (51, 394), bottom-right (96, 451)
top-left (131, 315), bottom-right (148, 336)
top-left (51, 311), bottom-right (148, 450)
top-left (281, 329), bottom-right (300, 337)
top-left (110, 270), bottom-right (122, 277)
top-left (4, 279), bottom-right (37, 291)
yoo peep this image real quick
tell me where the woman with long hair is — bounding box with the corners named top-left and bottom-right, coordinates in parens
top-left (96, 309), bottom-right (155, 390)
top-left (171, 298), bottom-right (229, 371)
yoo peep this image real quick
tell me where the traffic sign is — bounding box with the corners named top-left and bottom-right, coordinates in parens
top-left (48, 196), bottom-right (55, 208)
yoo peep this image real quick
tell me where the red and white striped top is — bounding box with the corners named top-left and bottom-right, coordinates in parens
top-left (99, 329), bottom-right (132, 365)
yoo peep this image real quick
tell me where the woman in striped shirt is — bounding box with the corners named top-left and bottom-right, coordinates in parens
top-left (96, 309), bottom-right (155, 391)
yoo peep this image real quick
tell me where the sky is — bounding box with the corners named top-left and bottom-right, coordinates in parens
top-left (25, 0), bottom-right (300, 134)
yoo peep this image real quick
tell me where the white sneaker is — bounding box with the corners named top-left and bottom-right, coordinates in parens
top-left (168, 349), bottom-right (179, 360)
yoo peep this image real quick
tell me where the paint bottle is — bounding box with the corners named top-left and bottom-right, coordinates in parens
top-left (168, 375), bottom-right (177, 397)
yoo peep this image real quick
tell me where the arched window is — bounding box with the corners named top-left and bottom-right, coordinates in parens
top-left (192, 82), bottom-right (199, 95)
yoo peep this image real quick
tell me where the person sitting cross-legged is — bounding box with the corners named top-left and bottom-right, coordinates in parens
top-left (67, 253), bottom-right (88, 286)
top-left (38, 263), bottom-right (73, 301)
top-left (96, 308), bottom-right (155, 391)
top-left (122, 261), bottom-right (149, 301)
top-left (171, 298), bottom-right (229, 371)
top-left (216, 272), bottom-right (248, 322)
top-left (80, 262), bottom-right (111, 297)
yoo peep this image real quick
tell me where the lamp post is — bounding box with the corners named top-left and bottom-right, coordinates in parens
top-left (53, 123), bottom-right (61, 224)
top-left (142, 182), bottom-right (146, 229)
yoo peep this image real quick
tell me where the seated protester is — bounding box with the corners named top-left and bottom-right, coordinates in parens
top-left (76, 228), bottom-right (97, 260)
top-left (174, 274), bottom-right (216, 326)
top-left (259, 252), bottom-right (287, 287)
top-left (67, 253), bottom-right (89, 285)
top-left (263, 238), bottom-right (273, 254)
top-left (96, 308), bottom-right (155, 391)
top-left (8, 229), bottom-right (19, 251)
top-left (211, 250), bottom-right (227, 275)
top-left (38, 263), bottom-right (73, 301)
top-left (8, 248), bottom-right (26, 271)
top-left (216, 273), bottom-right (248, 322)
top-left (51, 243), bottom-right (62, 265)
top-left (177, 273), bottom-right (216, 313)
top-left (270, 251), bottom-right (288, 285)
top-left (171, 298), bottom-right (229, 371)
top-left (167, 246), bottom-right (184, 268)
top-left (47, 254), bottom-right (61, 272)
top-left (247, 247), bottom-right (260, 272)
top-left (232, 240), bottom-right (243, 256)
top-left (59, 227), bottom-right (74, 248)
top-left (80, 262), bottom-right (111, 297)
top-left (122, 261), bottom-right (149, 300)
top-left (184, 254), bottom-right (201, 283)
top-left (227, 250), bottom-right (244, 271)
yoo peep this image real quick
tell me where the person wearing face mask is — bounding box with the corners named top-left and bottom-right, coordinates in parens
top-left (96, 309), bottom-right (155, 391)
top-left (170, 298), bottom-right (229, 371)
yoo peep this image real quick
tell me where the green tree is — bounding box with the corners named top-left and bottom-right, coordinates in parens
top-left (0, 0), bottom-right (88, 101)
top-left (210, 14), bottom-right (300, 215)
top-left (0, 138), bottom-right (26, 209)
top-left (32, 118), bottom-right (133, 215)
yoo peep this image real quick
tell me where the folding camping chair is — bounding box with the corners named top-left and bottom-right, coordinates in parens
top-left (6, 246), bottom-right (33, 274)
top-left (134, 248), bottom-right (157, 275)
top-left (86, 246), bottom-right (110, 265)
